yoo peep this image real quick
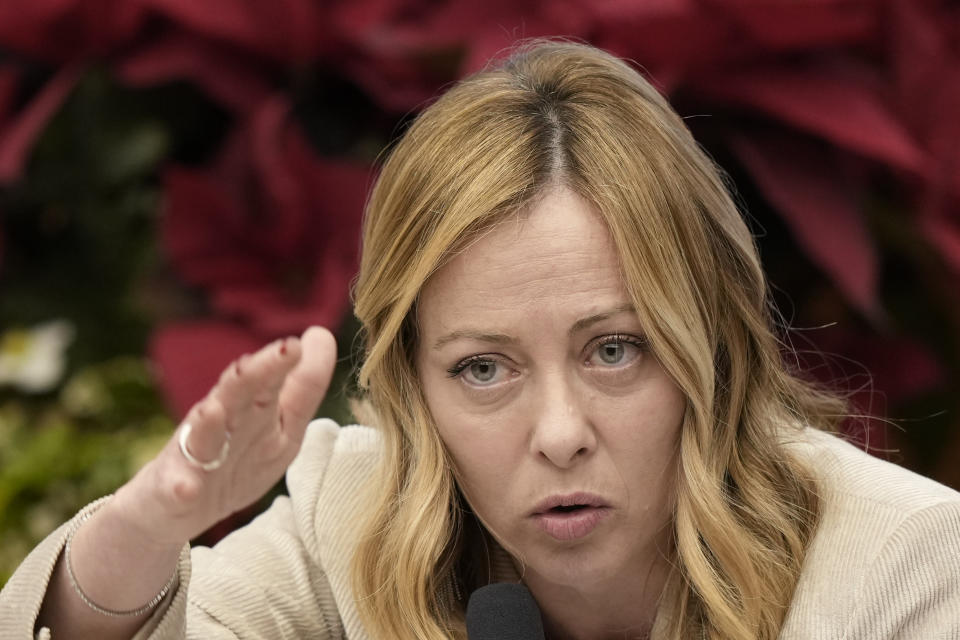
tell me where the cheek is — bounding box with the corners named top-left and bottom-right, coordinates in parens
top-left (594, 378), bottom-right (685, 491)
top-left (430, 402), bottom-right (529, 528)
top-left (444, 439), bottom-right (525, 545)
top-left (594, 375), bottom-right (685, 438)
top-left (437, 410), bottom-right (528, 491)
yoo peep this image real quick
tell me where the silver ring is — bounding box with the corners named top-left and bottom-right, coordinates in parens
top-left (178, 422), bottom-right (230, 472)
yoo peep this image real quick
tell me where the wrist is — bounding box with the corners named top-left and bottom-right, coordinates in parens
top-left (105, 482), bottom-right (188, 553)
top-left (65, 496), bottom-right (179, 618)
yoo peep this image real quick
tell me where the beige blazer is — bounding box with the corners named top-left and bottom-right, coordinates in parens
top-left (2, 420), bottom-right (960, 639)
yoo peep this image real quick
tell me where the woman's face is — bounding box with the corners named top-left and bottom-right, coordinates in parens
top-left (416, 187), bottom-right (686, 591)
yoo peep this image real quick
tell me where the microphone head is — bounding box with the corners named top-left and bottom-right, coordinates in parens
top-left (466, 583), bottom-right (545, 640)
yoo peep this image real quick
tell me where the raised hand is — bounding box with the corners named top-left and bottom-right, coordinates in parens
top-left (112, 325), bottom-right (337, 547)
top-left (34, 326), bottom-right (337, 638)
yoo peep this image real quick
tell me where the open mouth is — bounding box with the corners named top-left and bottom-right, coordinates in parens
top-left (532, 492), bottom-right (608, 515)
top-left (533, 504), bottom-right (610, 541)
top-left (550, 504), bottom-right (588, 513)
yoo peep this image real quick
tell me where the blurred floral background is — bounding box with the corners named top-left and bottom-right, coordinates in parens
top-left (2, 0), bottom-right (959, 585)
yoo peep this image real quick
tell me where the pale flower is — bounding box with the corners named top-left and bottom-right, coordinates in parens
top-left (0, 319), bottom-right (75, 393)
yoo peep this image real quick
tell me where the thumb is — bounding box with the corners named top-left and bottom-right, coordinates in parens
top-left (278, 326), bottom-right (337, 444)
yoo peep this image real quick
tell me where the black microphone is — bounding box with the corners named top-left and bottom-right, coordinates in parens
top-left (466, 583), bottom-right (546, 640)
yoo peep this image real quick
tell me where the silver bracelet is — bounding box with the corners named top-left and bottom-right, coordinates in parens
top-left (63, 495), bottom-right (179, 617)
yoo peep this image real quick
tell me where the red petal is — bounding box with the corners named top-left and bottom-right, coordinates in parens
top-left (0, 0), bottom-right (144, 62)
top-left (0, 0), bottom-right (79, 61)
top-left (292, 144), bottom-right (371, 239)
top-left (335, 0), bottom-right (592, 110)
top-left (697, 65), bottom-right (925, 173)
top-left (921, 208), bottom-right (960, 275)
top-left (162, 167), bottom-right (268, 287)
top-left (730, 133), bottom-right (880, 318)
top-left (588, 0), bottom-right (696, 20)
top-left (0, 64), bottom-right (82, 184)
top-left (888, 0), bottom-right (960, 199)
top-left (115, 31), bottom-right (272, 112)
top-left (429, 0), bottom-right (590, 74)
top-left (162, 134), bottom-right (367, 336)
top-left (149, 321), bottom-right (265, 419)
top-left (705, 0), bottom-right (877, 49)
top-left (889, 0), bottom-right (948, 123)
top-left (329, 0), bottom-right (412, 38)
top-left (590, 0), bottom-right (743, 89)
top-left (249, 97), bottom-right (311, 254)
top-left (139, 0), bottom-right (325, 62)
top-left (137, 0), bottom-right (263, 52)
top-left (886, 2), bottom-right (960, 208)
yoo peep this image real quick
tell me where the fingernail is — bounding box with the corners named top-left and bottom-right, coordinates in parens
top-left (280, 337), bottom-right (289, 355)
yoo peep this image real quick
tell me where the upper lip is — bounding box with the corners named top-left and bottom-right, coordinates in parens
top-left (531, 492), bottom-right (610, 515)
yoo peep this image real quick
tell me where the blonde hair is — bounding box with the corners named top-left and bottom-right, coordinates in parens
top-left (351, 40), bottom-right (846, 639)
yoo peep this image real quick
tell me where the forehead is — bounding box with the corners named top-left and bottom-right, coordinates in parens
top-left (418, 188), bottom-right (630, 328)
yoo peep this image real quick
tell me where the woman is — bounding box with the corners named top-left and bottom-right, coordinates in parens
top-left (2, 40), bottom-right (959, 640)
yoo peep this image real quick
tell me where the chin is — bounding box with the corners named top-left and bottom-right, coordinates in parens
top-left (522, 542), bottom-right (626, 589)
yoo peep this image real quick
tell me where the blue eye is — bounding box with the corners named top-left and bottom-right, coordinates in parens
top-left (587, 335), bottom-right (646, 367)
top-left (447, 356), bottom-right (504, 386)
top-left (467, 361), bottom-right (498, 383)
top-left (598, 342), bottom-right (625, 364)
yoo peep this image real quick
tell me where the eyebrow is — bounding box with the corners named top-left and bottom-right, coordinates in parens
top-left (431, 302), bottom-right (637, 350)
top-left (432, 330), bottom-right (517, 350)
top-left (568, 302), bottom-right (637, 334)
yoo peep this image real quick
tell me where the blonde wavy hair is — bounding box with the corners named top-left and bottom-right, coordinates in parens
top-left (350, 40), bottom-right (846, 639)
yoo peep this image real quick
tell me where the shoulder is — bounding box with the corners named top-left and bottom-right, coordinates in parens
top-left (281, 419), bottom-right (384, 638)
top-left (285, 419), bottom-right (384, 539)
top-left (785, 428), bottom-right (960, 511)
top-left (283, 419), bottom-right (384, 552)
top-left (286, 419), bottom-right (383, 494)
top-left (780, 428), bottom-right (960, 638)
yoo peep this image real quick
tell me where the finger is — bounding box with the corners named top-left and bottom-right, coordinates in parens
top-left (277, 326), bottom-right (337, 444)
top-left (216, 336), bottom-right (303, 420)
top-left (178, 394), bottom-right (229, 473)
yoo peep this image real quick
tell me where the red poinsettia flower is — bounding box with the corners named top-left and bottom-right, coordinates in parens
top-left (152, 94), bottom-right (370, 416)
top-left (325, 0), bottom-right (957, 317)
top-left (134, 0), bottom-right (953, 424)
top-left (115, 31), bottom-right (274, 114)
top-left (1, 0), bottom-right (955, 455)
top-left (588, 2), bottom-right (914, 320)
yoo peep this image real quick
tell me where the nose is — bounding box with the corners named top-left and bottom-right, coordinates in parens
top-left (529, 372), bottom-right (597, 468)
